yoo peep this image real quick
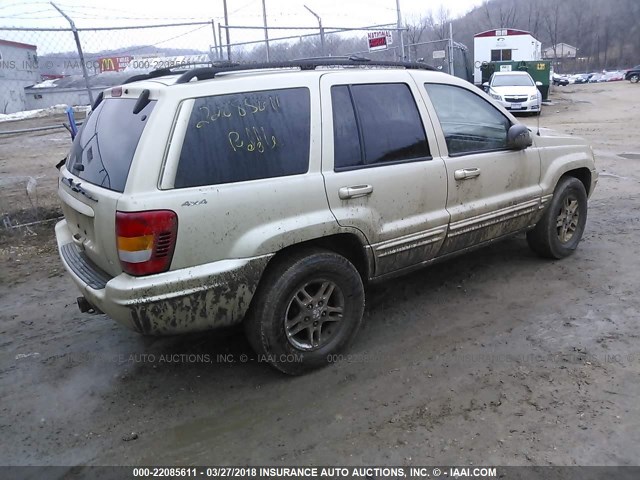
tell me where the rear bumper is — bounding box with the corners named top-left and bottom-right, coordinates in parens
top-left (55, 219), bottom-right (272, 335)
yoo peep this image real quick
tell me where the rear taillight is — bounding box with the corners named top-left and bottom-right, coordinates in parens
top-left (116, 210), bottom-right (178, 276)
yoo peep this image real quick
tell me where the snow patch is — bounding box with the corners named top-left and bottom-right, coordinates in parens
top-left (0, 105), bottom-right (90, 123)
top-left (30, 79), bottom-right (60, 89)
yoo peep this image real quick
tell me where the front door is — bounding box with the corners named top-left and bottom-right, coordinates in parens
top-left (421, 82), bottom-right (542, 255)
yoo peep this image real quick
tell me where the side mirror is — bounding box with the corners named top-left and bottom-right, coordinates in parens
top-left (482, 82), bottom-right (489, 87)
top-left (507, 124), bottom-right (532, 150)
top-left (535, 81), bottom-right (543, 86)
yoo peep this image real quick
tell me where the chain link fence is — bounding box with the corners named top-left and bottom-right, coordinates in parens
top-left (219, 24), bottom-right (469, 78)
top-left (1, 11), bottom-right (470, 115)
top-left (0, 19), bottom-right (217, 114)
top-left (0, 10), bottom-right (218, 230)
top-left (211, 25), bottom-right (472, 87)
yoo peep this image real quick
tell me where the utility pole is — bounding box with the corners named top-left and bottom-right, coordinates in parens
top-left (395, 0), bottom-right (405, 61)
top-left (222, 0), bottom-right (231, 61)
top-left (210, 20), bottom-right (219, 60)
top-left (448, 22), bottom-right (455, 76)
top-left (262, 0), bottom-right (270, 62)
top-left (51, 2), bottom-right (94, 105)
top-left (218, 23), bottom-right (224, 60)
top-left (304, 5), bottom-right (325, 57)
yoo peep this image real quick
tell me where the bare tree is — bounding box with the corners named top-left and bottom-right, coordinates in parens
top-left (482, 0), bottom-right (517, 28)
top-left (542, 0), bottom-right (562, 59)
top-left (425, 6), bottom-right (452, 40)
top-left (404, 15), bottom-right (430, 60)
top-left (525, 0), bottom-right (542, 37)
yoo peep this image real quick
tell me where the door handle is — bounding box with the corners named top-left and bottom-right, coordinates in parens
top-left (454, 168), bottom-right (481, 180)
top-left (338, 184), bottom-right (374, 199)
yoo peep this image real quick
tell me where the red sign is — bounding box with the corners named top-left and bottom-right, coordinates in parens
top-left (367, 31), bottom-right (392, 52)
top-left (369, 37), bottom-right (387, 48)
top-left (98, 56), bottom-right (133, 73)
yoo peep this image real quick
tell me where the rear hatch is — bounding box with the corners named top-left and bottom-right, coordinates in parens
top-left (59, 95), bottom-right (156, 277)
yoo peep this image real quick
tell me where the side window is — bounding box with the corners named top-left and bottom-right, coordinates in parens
top-left (175, 87), bottom-right (310, 188)
top-left (424, 83), bottom-right (511, 156)
top-left (331, 83), bottom-right (430, 170)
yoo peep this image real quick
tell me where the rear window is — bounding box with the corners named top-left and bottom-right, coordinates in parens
top-left (67, 98), bottom-right (155, 193)
top-left (174, 87), bottom-right (310, 188)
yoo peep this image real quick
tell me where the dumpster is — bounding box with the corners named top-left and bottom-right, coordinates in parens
top-left (480, 60), bottom-right (551, 101)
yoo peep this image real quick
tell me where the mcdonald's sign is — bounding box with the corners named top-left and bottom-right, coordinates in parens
top-left (98, 56), bottom-right (132, 73)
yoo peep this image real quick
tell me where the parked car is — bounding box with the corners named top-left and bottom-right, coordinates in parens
top-left (625, 65), bottom-right (640, 83)
top-left (55, 59), bottom-right (598, 374)
top-left (603, 71), bottom-right (624, 82)
top-left (552, 74), bottom-right (569, 86)
top-left (483, 71), bottom-right (542, 115)
top-left (570, 74), bottom-right (590, 84)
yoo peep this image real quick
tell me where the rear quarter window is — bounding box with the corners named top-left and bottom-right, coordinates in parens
top-left (175, 87), bottom-right (310, 188)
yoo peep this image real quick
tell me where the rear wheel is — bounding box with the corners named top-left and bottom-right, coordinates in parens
top-left (244, 248), bottom-right (365, 375)
top-left (527, 177), bottom-right (588, 259)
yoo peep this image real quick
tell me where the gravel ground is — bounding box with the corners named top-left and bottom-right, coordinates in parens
top-left (0, 81), bottom-right (639, 467)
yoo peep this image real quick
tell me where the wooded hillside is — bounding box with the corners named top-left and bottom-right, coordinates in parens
top-left (413, 0), bottom-right (640, 72)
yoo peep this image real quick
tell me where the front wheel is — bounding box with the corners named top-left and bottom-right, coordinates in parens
top-left (244, 249), bottom-right (365, 375)
top-left (630, 74), bottom-right (639, 84)
top-left (527, 177), bottom-right (588, 259)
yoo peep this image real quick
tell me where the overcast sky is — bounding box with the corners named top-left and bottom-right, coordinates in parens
top-left (1, 0), bottom-right (485, 27)
top-left (0, 0), bottom-right (486, 55)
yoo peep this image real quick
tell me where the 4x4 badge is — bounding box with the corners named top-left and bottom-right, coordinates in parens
top-left (181, 199), bottom-right (208, 207)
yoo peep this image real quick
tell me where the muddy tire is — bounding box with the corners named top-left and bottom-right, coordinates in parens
top-left (244, 248), bottom-right (365, 375)
top-left (630, 74), bottom-right (639, 84)
top-left (527, 176), bottom-right (588, 259)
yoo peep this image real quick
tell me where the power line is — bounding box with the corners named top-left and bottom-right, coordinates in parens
top-left (229, 0), bottom-right (259, 16)
top-left (0, 1), bottom-right (50, 11)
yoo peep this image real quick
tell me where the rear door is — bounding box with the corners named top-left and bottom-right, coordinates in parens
top-left (60, 96), bottom-right (156, 276)
top-left (320, 71), bottom-right (449, 276)
top-left (420, 82), bottom-right (542, 255)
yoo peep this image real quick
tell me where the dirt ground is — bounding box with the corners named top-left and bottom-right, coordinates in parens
top-left (1, 81), bottom-right (639, 467)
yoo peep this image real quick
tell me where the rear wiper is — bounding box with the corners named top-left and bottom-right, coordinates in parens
top-left (62, 177), bottom-right (98, 202)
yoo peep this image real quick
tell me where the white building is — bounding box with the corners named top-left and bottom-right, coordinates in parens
top-left (473, 29), bottom-right (542, 84)
top-left (542, 43), bottom-right (578, 59)
top-left (0, 39), bottom-right (39, 114)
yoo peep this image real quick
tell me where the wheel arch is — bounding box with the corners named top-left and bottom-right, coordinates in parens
top-left (560, 167), bottom-right (592, 196)
top-left (268, 233), bottom-right (372, 283)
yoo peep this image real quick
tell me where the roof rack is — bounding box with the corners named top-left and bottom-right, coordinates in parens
top-left (123, 61), bottom-right (238, 85)
top-left (174, 58), bottom-right (437, 84)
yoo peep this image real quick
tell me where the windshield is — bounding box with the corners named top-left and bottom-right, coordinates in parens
top-left (491, 75), bottom-right (534, 87)
top-left (67, 98), bottom-right (155, 192)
